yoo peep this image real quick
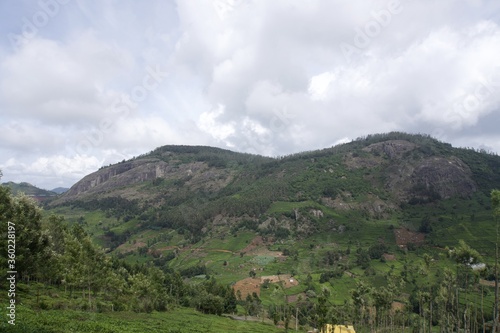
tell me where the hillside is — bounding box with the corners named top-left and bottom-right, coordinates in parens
top-left (2, 181), bottom-right (58, 202)
top-left (48, 133), bottom-right (500, 251)
top-left (51, 187), bottom-right (69, 194)
top-left (50, 132), bottom-right (500, 234)
top-left (39, 132), bottom-right (500, 331)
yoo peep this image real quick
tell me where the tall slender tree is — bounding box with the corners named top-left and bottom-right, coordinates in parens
top-left (492, 189), bottom-right (500, 333)
top-left (453, 240), bottom-right (482, 332)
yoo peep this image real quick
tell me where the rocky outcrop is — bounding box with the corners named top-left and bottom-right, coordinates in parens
top-left (363, 140), bottom-right (418, 159)
top-left (409, 156), bottom-right (477, 199)
top-left (62, 158), bottom-right (172, 198)
top-left (386, 156), bottom-right (477, 202)
top-left (53, 157), bottom-right (233, 204)
top-left (342, 139), bottom-right (478, 205)
top-left (353, 139), bottom-right (477, 202)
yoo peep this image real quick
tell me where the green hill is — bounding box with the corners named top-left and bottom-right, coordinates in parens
top-left (5, 132), bottom-right (500, 332)
top-left (2, 181), bottom-right (57, 197)
top-left (49, 132), bottom-right (500, 254)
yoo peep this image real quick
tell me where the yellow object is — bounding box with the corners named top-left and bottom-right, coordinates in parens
top-left (321, 324), bottom-right (356, 333)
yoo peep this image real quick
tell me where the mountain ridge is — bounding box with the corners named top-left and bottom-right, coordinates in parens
top-left (48, 132), bottom-right (500, 252)
top-left (2, 181), bottom-right (58, 198)
top-left (53, 132), bottom-right (499, 206)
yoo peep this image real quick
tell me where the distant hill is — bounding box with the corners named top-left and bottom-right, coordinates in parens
top-left (51, 187), bottom-right (69, 194)
top-left (2, 181), bottom-right (57, 197)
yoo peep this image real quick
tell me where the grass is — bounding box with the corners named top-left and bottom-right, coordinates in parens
top-left (1, 282), bottom-right (283, 333)
top-left (251, 256), bottom-right (276, 266)
top-left (0, 305), bottom-right (282, 333)
top-left (202, 231), bottom-right (255, 252)
top-left (267, 200), bottom-right (322, 215)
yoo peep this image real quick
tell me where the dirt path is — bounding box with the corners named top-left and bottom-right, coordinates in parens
top-left (210, 249), bottom-right (233, 253)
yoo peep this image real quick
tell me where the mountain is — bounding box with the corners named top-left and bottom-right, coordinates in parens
top-left (52, 145), bottom-right (272, 203)
top-left (3, 181), bottom-right (58, 200)
top-left (37, 132), bottom-right (500, 329)
top-left (49, 132), bottom-right (500, 251)
top-left (52, 132), bottom-right (499, 207)
top-left (51, 187), bottom-right (69, 194)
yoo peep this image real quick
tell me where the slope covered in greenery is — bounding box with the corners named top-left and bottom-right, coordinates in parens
top-left (3, 132), bottom-right (500, 332)
top-left (2, 181), bottom-right (57, 197)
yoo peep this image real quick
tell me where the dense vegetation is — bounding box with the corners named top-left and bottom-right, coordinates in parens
top-left (3, 133), bottom-right (500, 332)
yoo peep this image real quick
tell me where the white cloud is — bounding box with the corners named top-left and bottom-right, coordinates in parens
top-left (1, 0), bottom-right (500, 188)
top-left (308, 72), bottom-right (335, 101)
top-left (0, 34), bottom-right (134, 125)
top-left (197, 104), bottom-right (236, 142)
top-left (0, 155), bottom-right (101, 189)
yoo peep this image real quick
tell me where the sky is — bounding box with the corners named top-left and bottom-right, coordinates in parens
top-left (1, 0), bottom-right (500, 190)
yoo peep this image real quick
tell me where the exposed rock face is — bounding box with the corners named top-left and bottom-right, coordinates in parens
top-left (344, 139), bottom-right (478, 204)
top-left (322, 193), bottom-right (397, 218)
top-left (409, 156), bottom-right (477, 199)
top-left (310, 209), bottom-right (324, 218)
top-left (64, 159), bottom-right (162, 197)
top-left (387, 156), bottom-right (477, 202)
top-left (55, 157), bottom-right (233, 203)
top-left (344, 140), bottom-right (418, 169)
top-left (363, 140), bottom-right (418, 159)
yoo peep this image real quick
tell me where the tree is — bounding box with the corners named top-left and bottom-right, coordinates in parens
top-left (356, 248), bottom-right (371, 269)
top-left (195, 292), bottom-right (225, 316)
top-left (244, 293), bottom-right (262, 317)
top-left (317, 289), bottom-right (331, 332)
top-left (0, 191), bottom-right (49, 281)
top-left (435, 268), bottom-right (457, 333)
top-left (368, 243), bottom-right (388, 260)
top-left (454, 240), bottom-right (482, 267)
top-left (492, 189), bottom-right (500, 333)
top-left (223, 286), bottom-right (237, 314)
top-left (493, 190), bottom-right (500, 218)
top-left (351, 281), bottom-right (373, 327)
top-left (453, 240), bottom-right (482, 332)
top-left (0, 184), bottom-right (13, 279)
top-left (39, 215), bottom-right (67, 285)
top-left (422, 253), bottom-right (432, 271)
top-left (373, 286), bottom-right (393, 329)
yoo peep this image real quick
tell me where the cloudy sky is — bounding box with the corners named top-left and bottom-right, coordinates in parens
top-left (1, 0), bottom-right (500, 190)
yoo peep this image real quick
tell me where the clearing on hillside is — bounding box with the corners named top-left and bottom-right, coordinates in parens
top-left (393, 228), bottom-right (425, 248)
top-left (233, 274), bottom-right (299, 299)
top-left (233, 277), bottom-right (262, 298)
